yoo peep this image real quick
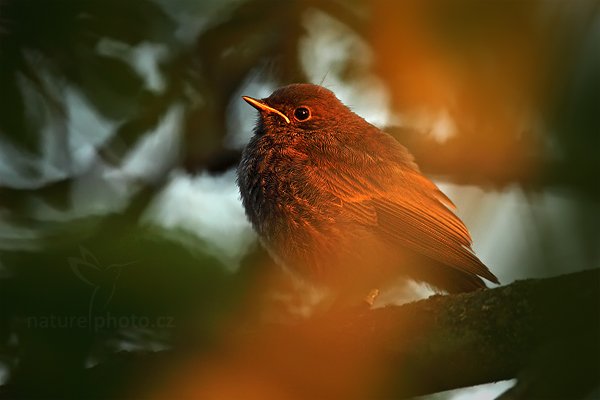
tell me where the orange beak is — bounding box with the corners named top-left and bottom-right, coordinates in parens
top-left (242, 96), bottom-right (290, 124)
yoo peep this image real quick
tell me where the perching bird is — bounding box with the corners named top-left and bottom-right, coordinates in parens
top-left (237, 83), bottom-right (498, 302)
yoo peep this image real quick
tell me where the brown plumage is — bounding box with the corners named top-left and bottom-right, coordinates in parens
top-left (237, 83), bottom-right (498, 299)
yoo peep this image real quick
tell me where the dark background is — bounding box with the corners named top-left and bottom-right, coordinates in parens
top-left (0, 0), bottom-right (598, 398)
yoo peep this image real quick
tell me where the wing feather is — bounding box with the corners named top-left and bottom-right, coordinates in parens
top-left (312, 155), bottom-right (499, 285)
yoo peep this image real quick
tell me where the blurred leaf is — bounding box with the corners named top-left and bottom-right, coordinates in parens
top-left (0, 178), bottom-right (74, 214)
top-left (98, 91), bottom-right (172, 164)
top-left (84, 0), bottom-right (176, 45)
top-left (71, 53), bottom-right (146, 120)
top-left (0, 66), bottom-right (35, 152)
top-left (0, 0), bottom-right (175, 161)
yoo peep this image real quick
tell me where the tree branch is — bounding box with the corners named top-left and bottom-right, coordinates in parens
top-left (375, 268), bottom-right (600, 398)
top-left (132, 269), bottom-right (600, 399)
top-left (4, 270), bottom-right (595, 399)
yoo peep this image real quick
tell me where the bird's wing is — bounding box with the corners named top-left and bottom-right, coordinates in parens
top-left (312, 156), bottom-right (499, 285)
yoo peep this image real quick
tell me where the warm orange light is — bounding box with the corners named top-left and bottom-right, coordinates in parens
top-left (370, 1), bottom-right (545, 185)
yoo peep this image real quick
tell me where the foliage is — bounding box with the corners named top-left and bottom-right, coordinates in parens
top-left (0, 0), bottom-right (598, 398)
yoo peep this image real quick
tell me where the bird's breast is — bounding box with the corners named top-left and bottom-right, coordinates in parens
top-left (238, 138), bottom-right (341, 261)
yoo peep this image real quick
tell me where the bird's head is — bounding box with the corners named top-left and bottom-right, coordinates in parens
top-left (243, 83), bottom-right (354, 136)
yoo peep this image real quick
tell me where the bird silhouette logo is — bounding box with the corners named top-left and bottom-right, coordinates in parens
top-left (69, 246), bottom-right (136, 327)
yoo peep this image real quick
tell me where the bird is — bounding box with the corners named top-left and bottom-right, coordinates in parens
top-left (237, 83), bottom-right (498, 303)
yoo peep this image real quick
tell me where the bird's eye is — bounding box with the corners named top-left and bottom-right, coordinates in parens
top-left (293, 107), bottom-right (311, 121)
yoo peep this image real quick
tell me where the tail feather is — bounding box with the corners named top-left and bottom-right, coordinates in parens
top-left (405, 258), bottom-right (489, 294)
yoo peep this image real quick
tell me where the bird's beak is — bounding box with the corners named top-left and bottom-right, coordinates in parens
top-left (242, 96), bottom-right (290, 124)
